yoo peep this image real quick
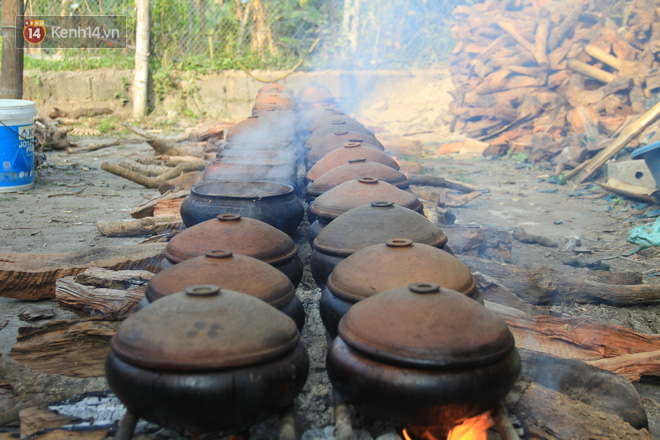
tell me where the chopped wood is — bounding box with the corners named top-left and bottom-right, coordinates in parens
top-left (67, 139), bottom-right (122, 154)
top-left (567, 99), bottom-right (660, 183)
top-left (585, 44), bottom-right (621, 70)
top-left (55, 277), bottom-right (145, 319)
top-left (101, 160), bottom-right (206, 189)
top-left (96, 216), bottom-right (183, 237)
top-left (158, 170), bottom-right (204, 194)
top-left (119, 159), bottom-right (171, 177)
top-left (152, 197), bottom-right (185, 217)
top-left (587, 350), bottom-right (660, 382)
top-left (19, 406), bottom-right (82, 438)
top-left (130, 189), bottom-right (189, 218)
top-left (533, 18), bottom-right (550, 67)
top-left (567, 59), bottom-right (616, 83)
top-left (444, 190), bottom-right (482, 207)
top-left (10, 319), bottom-right (118, 377)
top-left (121, 122), bottom-right (204, 157)
top-left (0, 243), bottom-right (166, 300)
top-left (34, 117), bottom-right (72, 152)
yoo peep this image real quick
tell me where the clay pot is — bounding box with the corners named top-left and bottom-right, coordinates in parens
top-left (308, 177), bottom-right (424, 240)
top-left (299, 105), bottom-right (342, 128)
top-left (159, 213), bottom-right (303, 287)
top-left (203, 159), bottom-right (297, 188)
top-left (327, 282), bottom-right (520, 427)
top-left (225, 114), bottom-right (298, 148)
top-left (305, 128), bottom-right (382, 151)
top-left (258, 82), bottom-right (287, 94)
top-left (146, 250), bottom-right (305, 329)
top-left (297, 86), bottom-right (335, 107)
top-left (310, 201), bottom-right (449, 286)
top-left (307, 138), bottom-right (384, 166)
top-left (107, 285), bottom-right (309, 434)
top-left (180, 180), bottom-right (304, 235)
top-left (320, 239), bottom-right (481, 337)
top-left (307, 160), bottom-right (409, 198)
top-left (307, 143), bottom-right (400, 181)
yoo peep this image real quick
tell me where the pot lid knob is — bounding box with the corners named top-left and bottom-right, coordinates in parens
top-left (205, 249), bottom-right (233, 259)
top-left (344, 142), bottom-right (362, 148)
top-left (385, 238), bottom-right (414, 248)
top-left (332, 120), bottom-right (346, 125)
top-left (371, 201), bottom-right (394, 208)
top-left (349, 138), bottom-right (365, 143)
top-left (348, 158), bottom-right (367, 163)
top-left (335, 130), bottom-right (349, 136)
top-left (358, 177), bottom-right (379, 184)
top-left (408, 282), bottom-right (440, 294)
top-left (217, 213), bottom-right (242, 221)
top-left (184, 284), bottom-right (221, 297)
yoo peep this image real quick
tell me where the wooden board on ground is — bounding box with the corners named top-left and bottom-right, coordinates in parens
top-left (0, 243), bottom-right (166, 300)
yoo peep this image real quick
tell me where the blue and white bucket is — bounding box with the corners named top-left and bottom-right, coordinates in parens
top-left (0, 100), bottom-right (37, 192)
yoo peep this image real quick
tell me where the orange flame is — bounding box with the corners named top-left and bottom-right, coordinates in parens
top-left (402, 412), bottom-right (492, 440)
top-left (447, 413), bottom-right (492, 440)
top-left (392, 155), bottom-right (408, 177)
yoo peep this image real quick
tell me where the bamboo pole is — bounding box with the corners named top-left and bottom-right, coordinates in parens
top-left (0, 0), bottom-right (24, 99)
top-left (133, 0), bottom-right (150, 117)
top-left (585, 44), bottom-right (621, 70)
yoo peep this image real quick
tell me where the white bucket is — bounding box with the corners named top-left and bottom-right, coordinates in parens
top-left (0, 99), bottom-right (37, 192)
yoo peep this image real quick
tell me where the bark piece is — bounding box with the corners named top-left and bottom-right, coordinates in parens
top-left (10, 319), bottom-right (118, 378)
top-left (0, 243), bottom-right (166, 300)
top-left (129, 189), bottom-right (189, 219)
top-left (18, 305), bottom-right (54, 322)
top-left (513, 226), bottom-right (558, 247)
top-left (101, 160), bottom-right (206, 189)
top-left (0, 355), bottom-right (106, 426)
top-left (443, 225), bottom-right (512, 263)
top-left (19, 406), bottom-right (82, 438)
top-left (507, 382), bottom-right (652, 439)
top-left (157, 170), bottom-right (203, 194)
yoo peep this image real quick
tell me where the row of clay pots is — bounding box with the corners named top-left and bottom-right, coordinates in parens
top-left (296, 89), bottom-right (521, 429)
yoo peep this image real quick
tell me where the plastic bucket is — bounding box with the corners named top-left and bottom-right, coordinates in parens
top-left (631, 141), bottom-right (660, 190)
top-left (0, 100), bottom-right (37, 192)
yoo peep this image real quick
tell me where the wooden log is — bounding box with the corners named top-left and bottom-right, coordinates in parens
top-left (96, 216), bottom-right (183, 237)
top-left (48, 107), bottom-right (113, 120)
top-left (507, 382), bottom-right (653, 439)
top-left (460, 255), bottom-right (656, 305)
top-left (548, 3), bottom-right (585, 51)
top-left (120, 122), bottom-right (203, 156)
top-left (157, 170), bottom-right (203, 194)
top-left (408, 174), bottom-right (480, 193)
top-left (119, 159), bottom-right (171, 177)
top-left (443, 225), bottom-right (512, 263)
top-left (488, 302), bottom-right (660, 381)
top-left (567, 59), bottom-right (616, 83)
top-left (101, 160), bottom-right (206, 189)
top-left (567, 99), bottom-right (660, 184)
top-left (10, 319), bottom-right (118, 378)
top-left (587, 351), bottom-right (660, 382)
top-left (0, 243), bottom-right (166, 300)
top-left (153, 197), bottom-right (185, 217)
top-left (497, 20), bottom-right (535, 54)
top-left (0, 356), bottom-right (106, 426)
top-left (19, 406), bottom-right (83, 438)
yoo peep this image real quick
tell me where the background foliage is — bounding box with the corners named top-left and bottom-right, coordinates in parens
top-left (20, 0), bottom-right (472, 72)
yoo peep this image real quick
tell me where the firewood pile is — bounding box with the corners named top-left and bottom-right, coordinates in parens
top-left (448, 0), bottom-right (660, 174)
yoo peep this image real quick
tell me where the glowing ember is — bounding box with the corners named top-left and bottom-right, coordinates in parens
top-left (402, 412), bottom-right (492, 440)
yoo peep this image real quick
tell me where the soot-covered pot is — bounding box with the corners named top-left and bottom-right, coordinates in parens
top-left (202, 159), bottom-right (297, 188)
top-left (106, 285), bottom-right (309, 437)
top-left (159, 214), bottom-right (303, 287)
top-left (180, 180), bottom-right (304, 235)
top-left (320, 239), bottom-right (480, 337)
top-left (308, 179), bottom-right (424, 242)
top-left (311, 201), bottom-right (449, 286)
top-left (146, 250), bottom-right (305, 329)
top-left (327, 282), bottom-right (520, 427)
top-left (306, 142), bottom-right (400, 181)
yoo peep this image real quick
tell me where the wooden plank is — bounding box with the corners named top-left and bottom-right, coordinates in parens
top-left (0, 243), bottom-right (166, 300)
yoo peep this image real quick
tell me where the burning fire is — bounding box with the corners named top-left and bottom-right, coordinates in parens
top-left (402, 412), bottom-right (492, 440)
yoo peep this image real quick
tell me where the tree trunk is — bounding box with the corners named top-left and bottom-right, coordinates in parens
top-left (0, 0), bottom-right (24, 99)
top-left (342, 0), bottom-right (360, 53)
top-left (133, 0), bottom-right (150, 117)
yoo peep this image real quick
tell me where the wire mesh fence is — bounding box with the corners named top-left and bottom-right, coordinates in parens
top-left (20, 0), bottom-right (469, 71)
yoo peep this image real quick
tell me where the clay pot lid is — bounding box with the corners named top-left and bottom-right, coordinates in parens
top-left (225, 116), bottom-right (261, 140)
top-left (306, 129), bottom-right (382, 150)
top-left (298, 86), bottom-right (335, 105)
top-left (111, 285), bottom-right (299, 371)
top-left (338, 282), bottom-right (515, 369)
top-left (306, 143), bottom-right (400, 181)
top-left (309, 178), bottom-right (423, 221)
top-left (163, 213), bottom-right (298, 265)
top-left (146, 250), bottom-right (295, 307)
top-left (313, 201), bottom-right (447, 257)
top-left (258, 82), bottom-right (287, 94)
top-left (308, 161), bottom-right (409, 196)
top-left (327, 239), bottom-right (476, 303)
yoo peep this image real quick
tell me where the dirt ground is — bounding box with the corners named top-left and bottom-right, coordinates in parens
top-left (0, 131), bottom-right (659, 438)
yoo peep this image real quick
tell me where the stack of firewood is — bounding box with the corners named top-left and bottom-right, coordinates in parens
top-left (449, 0), bottom-right (660, 172)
